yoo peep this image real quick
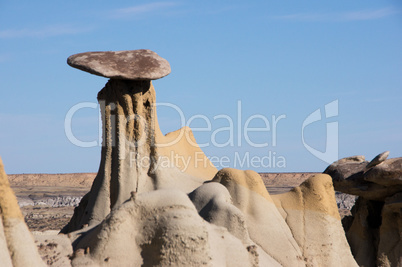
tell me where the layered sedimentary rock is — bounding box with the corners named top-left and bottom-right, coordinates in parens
top-left (0, 158), bottom-right (45, 267)
top-left (325, 152), bottom-right (402, 267)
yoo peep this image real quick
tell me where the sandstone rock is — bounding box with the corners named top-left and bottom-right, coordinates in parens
top-left (272, 174), bottom-right (358, 267)
top-left (377, 192), bottom-right (402, 266)
top-left (324, 155), bottom-right (402, 200)
top-left (364, 157), bottom-right (402, 186)
top-left (366, 151), bottom-right (389, 169)
top-left (33, 232), bottom-right (73, 267)
top-left (337, 155), bottom-right (366, 164)
top-left (62, 52), bottom-right (216, 233)
top-left (67, 49), bottom-right (171, 80)
top-left (324, 158), bottom-right (383, 199)
top-left (70, 189), bottom-right (279, 266)
top-left (66, 165), bottom-right (359, 266)
top-left (61, 50), bottom-right (360, 266)
top-left (326, 153), bottom-right (402, 267)
top-left (324, 156), bottom-right (368, 187)
top-left (343, 197), bottom-right (381, 267)
top-left (189, 182), bottom-right (251, 243)
top-left (212, 168), bottom-right (305, 266)
top-left (0, 157), bottom-right (46, 266)
top-left (344, 194), bottom-right (402, 267)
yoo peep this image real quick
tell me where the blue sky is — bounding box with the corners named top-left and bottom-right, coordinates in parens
top-left (0, 1), bottom-right (401, 174)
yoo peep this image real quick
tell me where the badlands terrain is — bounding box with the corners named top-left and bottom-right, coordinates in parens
top-left (9, 172), bottom-right (354, 232)
top-left (1, 49), bottom-right (400, 266)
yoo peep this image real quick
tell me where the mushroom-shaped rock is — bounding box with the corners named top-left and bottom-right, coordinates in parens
top-left (67, 49), bottom-right (171, 80)
top-left (63, 50), bottom-right (216, 233)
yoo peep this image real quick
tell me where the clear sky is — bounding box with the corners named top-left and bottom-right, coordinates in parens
top-left (0, 1), bottom-right (401, 174)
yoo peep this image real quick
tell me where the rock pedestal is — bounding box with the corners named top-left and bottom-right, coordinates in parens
top-left (62, 50), bottom-right (217, 232)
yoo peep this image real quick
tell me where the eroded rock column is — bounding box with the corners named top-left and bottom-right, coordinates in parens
top-left (83, 80), bottom-right (161, 228)
top-left (62, 50), bottom-right (216, 232)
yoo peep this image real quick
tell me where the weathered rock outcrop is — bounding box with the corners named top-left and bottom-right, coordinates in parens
top-left (68, 168), bottom-right (357, 266)
top-left (71, 189), bottom-right (282, 266)
top-left (325, 152), bottom-right (402, 267)
top-left (0, 158), bottom-right (45, 266)
top-left (211, 168), bottom-right (305, 266)
top-left (59, 49), bottom-right (358, 266)
top-left (272, 174), bottom-right (358, 267)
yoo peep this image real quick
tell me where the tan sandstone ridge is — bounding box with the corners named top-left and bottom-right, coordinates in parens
top-left (0, 49), bottom-right (359, 266)
top-left (272, 174), bottom-right (357, 266)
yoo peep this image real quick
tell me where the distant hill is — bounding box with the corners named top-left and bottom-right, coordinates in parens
top-left (8, 172), bottom-right (319, 194)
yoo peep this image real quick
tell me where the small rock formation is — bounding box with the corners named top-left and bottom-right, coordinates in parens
top-left (210, 168), bottom-right (305, 266)
top-left (366, 151), bottom-right (389, 170)
top-left (324, 152), bottom-right (402, 267)
top-left (59, 49), bottom-right (358, 266)
top-left (0, 157), bottom-right (45, 266)
top-left (324, 152), bottom-right (402, 200)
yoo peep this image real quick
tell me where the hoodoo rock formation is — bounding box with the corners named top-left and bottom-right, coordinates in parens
top-left (60, 50), bottom-right (358, 266)
top-left (62, 50), bottom-right (217, 232)
top-left (325, 152), bottom-right (402, 267)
